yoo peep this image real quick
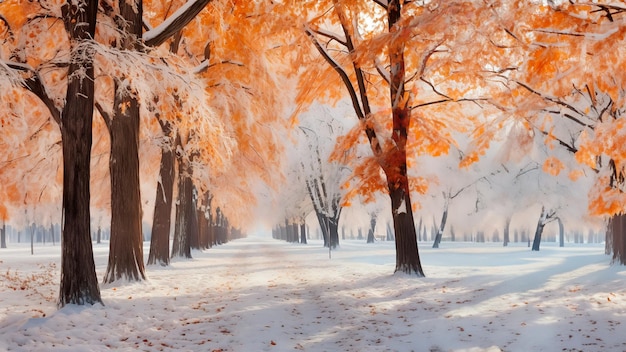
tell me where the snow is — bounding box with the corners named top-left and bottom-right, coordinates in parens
top-left (1, 236), bottom-right (625, 351)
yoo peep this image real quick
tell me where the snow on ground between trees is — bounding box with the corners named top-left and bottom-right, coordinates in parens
top-left (0, 236), bottom-right (625, 352)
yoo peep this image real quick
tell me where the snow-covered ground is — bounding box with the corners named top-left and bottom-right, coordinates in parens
top-left (0, 236), bottom-right (624, 352)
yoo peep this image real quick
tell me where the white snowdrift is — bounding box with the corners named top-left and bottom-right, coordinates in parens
top-left (0, 237), bottom-right (624, 352)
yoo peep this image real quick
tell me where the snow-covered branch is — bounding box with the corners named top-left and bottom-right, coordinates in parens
top-left (1, 60), bottom-right (61, 124)
top-left (371, 0), bottom-right (388, 10)
top-left (193, 59), bottom-right (244, 74)
top-left (143, 0), bottom-right (213, 47)
top-left (304, 24), bottom-right (364, 121)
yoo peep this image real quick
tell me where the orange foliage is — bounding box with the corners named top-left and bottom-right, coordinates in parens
top-left (542, 157), bottom-right (565, 176)
top-left (143, 0), bottom-right (288, 228)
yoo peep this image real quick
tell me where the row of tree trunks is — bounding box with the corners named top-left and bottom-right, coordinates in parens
top-left (272, 219), bottom-right (305, 243)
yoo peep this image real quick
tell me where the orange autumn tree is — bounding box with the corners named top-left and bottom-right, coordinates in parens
top-left (188, 0), bottom-right (287, 240)
top-left (142, 0), bottom-right (286, 261)
top-left (275, 0), bottom-right (504, 275)
top-left (467, 2), bottom-right (626, 263)
top-left (1, 0), bottom-right (103, 306)
top-left (0, 0), bottom-right (232, 304)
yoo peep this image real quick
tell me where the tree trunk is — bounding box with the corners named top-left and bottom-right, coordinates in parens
top-left (208, 203), bottom-right (215, 247)
top-left (102, 0), bottom-right (145, 284)
top-left (300, 221), bottom-right (307, 244)
top-left (432, 199), bottom-right (449, 249)
top-left (172, 147), bottom-right (194, 259)
top-left (384, 0), bottom-right (423, 276)
top-left (329, 218), bottom-right (339, 248)
top-left (314, 211), bottom-right (330, 247)
top-left (367, 214), bottom-right (377, 243)
top-left (198, 193), bottom-right (210, 249)
top-left (58, 0), bottom-right (102, 308)
top-left (386, 221), bottom-right (394, 241)
top-left (417, 217), bottom-right (422, 242)
top-left (389, 187), bottom-right (424, 276)
top-left (57, 0), bottom-right (94, 285)
top-left (558, 217), bottom-right (564, 248)
top-left (531, 207), bottom-right (547, 251)
top-left (148, 129), bottom-right (175, 265)
top-left (1, 219), bottom-right (6, 248)
top-left (503, 216), bottom-right (511, 247)
top-left (189, 186), bottom-right (200, 249)
top-left (103, 85), bottom-right (145, 283)
top-left (608, 214), bottom-right (626, 265)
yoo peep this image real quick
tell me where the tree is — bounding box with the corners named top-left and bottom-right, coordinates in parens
top-left (99, 0), bottom-right (218, 281)
top-left (1, 0), bottom-right (233, 303)
top-left (531, 206), bottom-right (558, 251)
top-left (282, 0), bottom-right (499, 275)
top-left (1, 0), bottom-right (101, 305)
top-left (297, 104), bottom-right (351, 249)
top-left (147, 122), bottom-right (175, 266)
top-left (99, 0), bottom-right (146, 283)
top-left (149, 0), bottom-right (286, 255)
top-left (471, 1), bottom-right (626, 263)
top-left (293, 0), bottom-right (427, 273)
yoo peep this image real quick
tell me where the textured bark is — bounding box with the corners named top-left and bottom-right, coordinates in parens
top-left (102, 0), bottom-right (145, 284)
top-left (608, 214), bottom-right (626, 265)
top-left (148, 128), bottom-right (175, 266)
top-left (390, 187), bottom-right (424, 276)
top-left (58, 0), bottom-right (102, 307)
top-left (103, 84), bottom-right (145, 283)
top-left (386, 0), bottom-right (424, 276)
top-left (172, 145), bottom-right (194, 259)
